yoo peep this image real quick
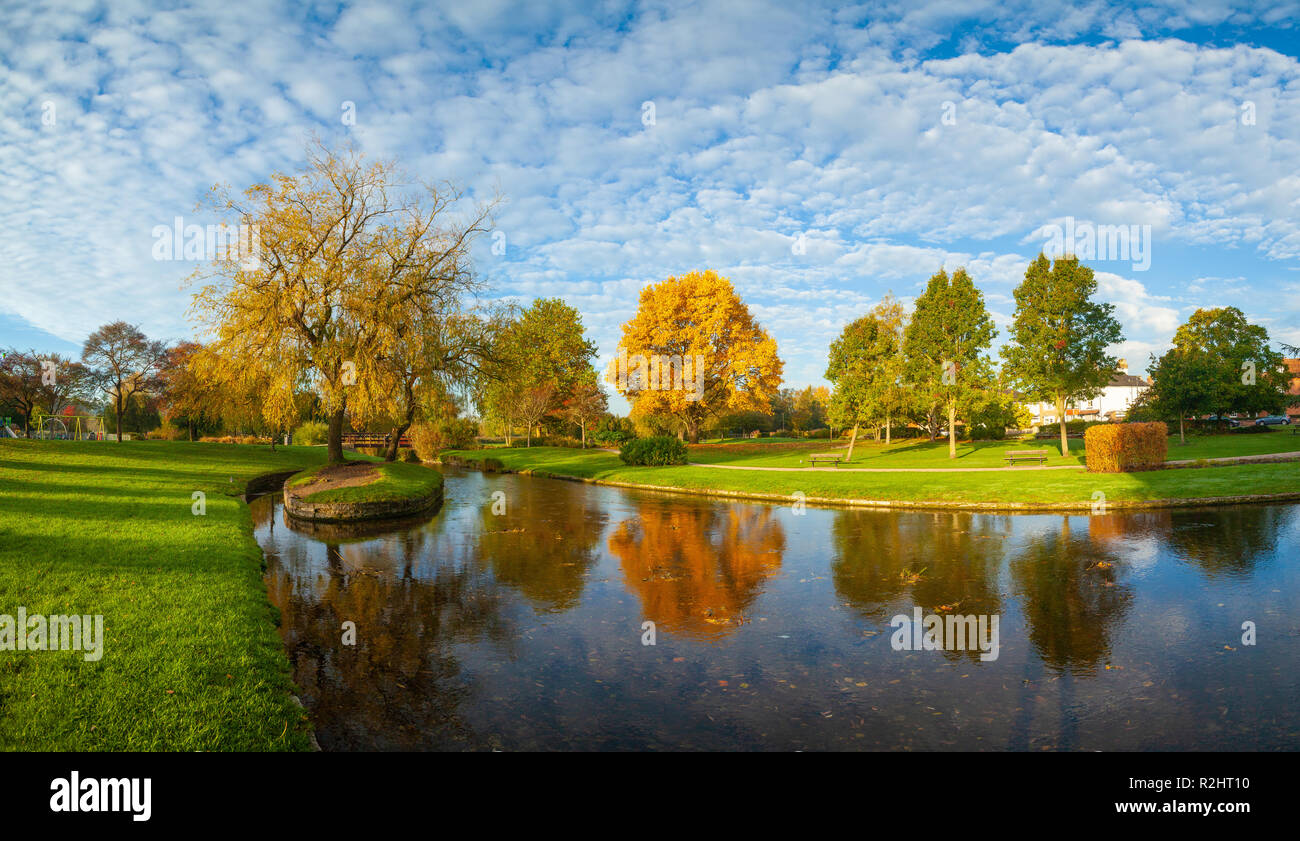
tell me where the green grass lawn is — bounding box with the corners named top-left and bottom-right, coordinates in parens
top-left (0, 438), bottom-right (352, 750)
top-left (690, 437), bottom-right (1084, 468)
top-left (686, 431), bottom-right (1300, 469)
top-left (288, 460), bottom-right (443, 503)
top-left (440, 442), bottom-right (1300, 506)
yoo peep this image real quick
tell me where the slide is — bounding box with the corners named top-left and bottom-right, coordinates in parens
top-left (2, 426), bottom-right (18, 438)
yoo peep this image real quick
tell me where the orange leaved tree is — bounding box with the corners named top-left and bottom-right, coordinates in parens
top-left (607, 269), bottom-right (782, 443)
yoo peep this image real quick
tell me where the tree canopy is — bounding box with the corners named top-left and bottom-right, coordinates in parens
top-left (903, 267), bottom-right (997, 458)
top-left (191, 142), bottom-right (494, 462)
top-left (608, 269), bottom-right (783, 443)
top-left (1000, 254), bottom-right (1123, 454)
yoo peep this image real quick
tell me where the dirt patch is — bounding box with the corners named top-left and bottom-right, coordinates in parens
top-left (286, 462), bottom-right (379, 501)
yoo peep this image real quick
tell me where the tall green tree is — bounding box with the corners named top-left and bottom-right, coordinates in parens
top-left (481, 298), bottom-right (598, 444)
top-left (1169, 307), bottom-right (1289, 420)
top-left (903, 268), bottom-right (997, 458)
top-left (1145, 347), bottom-right (1217, 444)
top-left (826, 294), bottom-right (910, 460)
top-left (1000, 254), bottom-right (1123, 456)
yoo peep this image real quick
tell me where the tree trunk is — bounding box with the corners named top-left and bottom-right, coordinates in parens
top-left (885, 414), bottom-right (892, 445)
top-left (115, 391), bottom-right (124, 443)
top-left (1057, 394), bottom-right (1068, 458)
top-left (846, 423), bottom-right (859, 462)
top-left (385, 422), bottom-right (411, 462)
top-left (1179, 416), bottom-right (1185, 445)
top-left (947, 403), bottom-right (957, 458)
top-left (326, 405), bottom-right (347, 464)
top-left (526, 424), bottom-right (532, 447)
top-left (580, 421), bottom-right (586, 448)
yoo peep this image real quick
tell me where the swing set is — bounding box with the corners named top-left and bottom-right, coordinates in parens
top-left (20, 415), bottom-right (107, 441)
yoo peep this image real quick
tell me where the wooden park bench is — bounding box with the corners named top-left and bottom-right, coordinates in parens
top-left (1004, 448), bottom-right (1049, 466)
top-left (809, 453), bottom-right (847, 467)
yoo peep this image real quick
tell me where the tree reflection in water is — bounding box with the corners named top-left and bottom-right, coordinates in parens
top-left (830, 510), bottom-right (1006, 663)
top-left (607, 501), bottom-right (785, 639)
top-left (256, 495), bottom-right (513, 750)
top-left (251, 475), bottom-right (1300, 751)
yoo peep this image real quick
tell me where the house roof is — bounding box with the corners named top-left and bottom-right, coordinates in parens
top-left (1108, 372), bottom-right (1150, 387)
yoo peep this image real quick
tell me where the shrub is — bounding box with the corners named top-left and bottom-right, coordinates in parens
top-left (409, 418), bottom-right (479, 461)
top-left (1084, 422), bottom-right (1168, 472)
top-left (619, 436), bottom-right (688, 466)
top-left (401, 447), bottom-right (420, 463)
top-left (197, 435), bottom-right (271, 445)
top-left (969, 424), bottom-right (1007, 441)
top-left (408, 424), bottom-right (440, 461)
top-left (293, 420), bottom-right (329, 446)
top-left (1229, 424), bottom-right (1274, 434)
top-left (592, 416), bottom-right (636, 447)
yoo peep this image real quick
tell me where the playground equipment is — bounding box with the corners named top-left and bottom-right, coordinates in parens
top-left (33, 415), bottom-right (107, 441)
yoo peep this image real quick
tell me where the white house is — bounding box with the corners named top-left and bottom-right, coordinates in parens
top-left (1024, 360), bottom-right (1151, 425)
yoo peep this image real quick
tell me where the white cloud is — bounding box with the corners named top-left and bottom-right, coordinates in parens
top-left (1, 0), bottom-right (1298, 397)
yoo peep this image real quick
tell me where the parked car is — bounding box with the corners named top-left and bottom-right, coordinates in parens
top-left (1255, 415), bottom-right (1291, 426)
top-left (1206, 415), bottom-right (1241, 427)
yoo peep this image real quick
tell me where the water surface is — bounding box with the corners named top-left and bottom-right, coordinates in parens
top-left (251, 469), bottom-right (1300, 751)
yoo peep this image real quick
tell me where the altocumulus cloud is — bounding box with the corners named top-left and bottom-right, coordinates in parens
top-left (0, 0), bottom-right (1297, 394)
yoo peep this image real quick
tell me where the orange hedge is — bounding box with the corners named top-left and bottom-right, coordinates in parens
top-left (1084, 422), bottom-right (1168, 472)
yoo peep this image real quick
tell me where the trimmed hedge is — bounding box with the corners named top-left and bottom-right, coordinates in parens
top-left (619, 436), bottom-right (688, 466)
top-left (1084, 422), bottom-right (1168, 472)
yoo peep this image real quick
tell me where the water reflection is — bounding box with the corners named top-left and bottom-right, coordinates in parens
top-left (468, 475), bottom-right (608, 612)
top-left (253, 472), bottom-right (1300, 751)
top-left (1009, 518), bottom-right (1133, 676)
top-left (608, 503), bottom-right (785, 638)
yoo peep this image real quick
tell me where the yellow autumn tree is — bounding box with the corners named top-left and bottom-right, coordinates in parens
top-left (190, 141), bottom-right (493, 463)
top-left (607, 269), bottom-right (782, 442)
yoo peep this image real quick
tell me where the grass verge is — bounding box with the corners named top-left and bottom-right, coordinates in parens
top-left (439, 444), bottom-right (1300, 508)
top-left (0, 438), bottom-right (340, 750)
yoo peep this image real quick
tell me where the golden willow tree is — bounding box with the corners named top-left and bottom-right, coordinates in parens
top-left (191, 142), bottom-right (494, 463)
top-left (607, 269), bottom-right (783, 442)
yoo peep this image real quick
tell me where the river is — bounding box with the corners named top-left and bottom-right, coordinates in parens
top-left (250, 468), bottom-right (1300, 751)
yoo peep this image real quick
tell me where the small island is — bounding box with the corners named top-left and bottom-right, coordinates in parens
top-left (282, 460), bottom-right (444, 522)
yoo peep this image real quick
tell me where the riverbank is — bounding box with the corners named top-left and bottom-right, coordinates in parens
top-left (0, 438), bottom-right (342, 750)
top-left (438, 445), bottom-right (1300, 510)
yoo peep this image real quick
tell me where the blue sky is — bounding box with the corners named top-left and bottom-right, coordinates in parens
top-left (2, 0), bottom-right (1298, 413)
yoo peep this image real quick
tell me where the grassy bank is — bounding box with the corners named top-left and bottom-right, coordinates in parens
top-left (0, 438), bottom-right (345, 750)
top-left (686, 432), bottom-right (1300, 469)
top-left (439, 443), bottom-right (1300, 508)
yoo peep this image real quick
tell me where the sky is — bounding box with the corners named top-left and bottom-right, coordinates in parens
top-left (1, 0), bottom-right (1299, 413)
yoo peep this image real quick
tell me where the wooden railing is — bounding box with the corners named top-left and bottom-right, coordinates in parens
top-left (341, 432), bottom-right (412, 448)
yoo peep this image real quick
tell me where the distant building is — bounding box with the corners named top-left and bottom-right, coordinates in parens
top-left (1023, 359), bottom-right (1151, 425)
top-left (1285, 359), bottom-right (1300, 421)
